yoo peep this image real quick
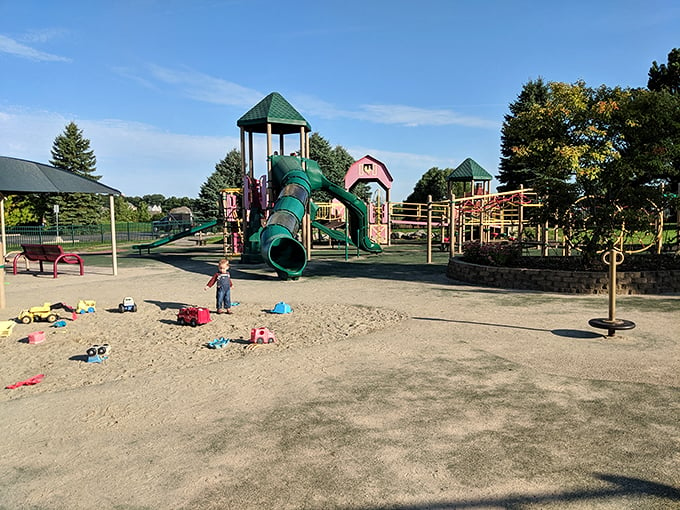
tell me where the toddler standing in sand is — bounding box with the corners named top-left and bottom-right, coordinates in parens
top-left (204, 258), bottom-right (234, 314)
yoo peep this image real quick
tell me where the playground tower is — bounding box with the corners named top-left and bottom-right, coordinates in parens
top-left (448, 158), bottom-right (493, 196)
top-left (447, 158), bottom-right (494, 248)
top-left (236, 92), bottom-right (312, 263)
top-left (235, 93), bottom-right (381, 279)
top-left (344, 155), bottom-right (393, 245)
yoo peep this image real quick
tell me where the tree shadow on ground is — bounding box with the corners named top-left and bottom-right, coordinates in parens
top-left (122, 246), bottom-right (455, 285)
top-left (145, 299), bottom-right (193, 311)
top-left (332, 474), bottom-right (679, 509)
top-left (413, 316), bottom-right (603, 339)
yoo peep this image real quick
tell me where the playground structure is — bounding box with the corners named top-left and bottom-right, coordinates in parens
top-left (235, 92), bottom-right (382, 279)
top-left (258, 154), bottom-right (382, 278)
top-left (313, 188), bottom-right (540, 252)
top-left (221, 187), bottom-right (244, 256)
top-left (132, 91), bottom-right (678, 278)
top-left (307, 156), bottom-right (546, 258)
top-left (132, 219), bottom-right (219, 254)
top-left (129, 92), bottom-right (551, 271)
top-left (316, 184), bottom-right (677, 261)
top-left (131, 183), bottom-right (676, 263)
top-left (343, 155), bottom-right (393, 245)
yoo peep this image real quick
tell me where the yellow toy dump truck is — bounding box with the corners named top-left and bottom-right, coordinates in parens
top-left (18, 303), bottom-right (59, 324)
top-left (76, 300), bottom-right (96, 314)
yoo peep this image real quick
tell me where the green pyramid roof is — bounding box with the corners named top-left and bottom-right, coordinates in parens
top-left (237, 92), bottom-right (311, 134)
top-left (448, 158), bottom-right (492, 182)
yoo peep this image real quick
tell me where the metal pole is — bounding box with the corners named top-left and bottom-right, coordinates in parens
top-left (608, 248), bottom-right (616, 322)
top-left (449, 194), bottom-right (455, 256)
top-left (458, 205), bottom-right (465, 254)
top-left (386, 189), bottom-right (392, 247)
top-left (266, 123), bottom-right (273, 207)
top-left (344, 207), bottom-right (349, 261)
top-left (518, 184), bottom-right (524, 244)
top-left (109, 195), bottom-right (118, 276)
top-left (426, 194), bottom-right (432, 263)
top-left (589, 247), bottom-right (634, 337)
top-left (0, 241), bottom-right (5, 309)
top-left (0, 195), bottom-right (6, 258)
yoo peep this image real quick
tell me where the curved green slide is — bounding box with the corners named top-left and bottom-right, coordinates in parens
top-left (260, 155), bottom-right (381, 279)
top-left (132, 219), bottom-right (218, 254)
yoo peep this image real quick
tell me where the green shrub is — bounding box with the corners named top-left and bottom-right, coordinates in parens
top-left (461, 240), bottom-right (522, 267)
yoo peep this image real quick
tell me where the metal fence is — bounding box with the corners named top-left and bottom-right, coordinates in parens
top-left (1, 221), bottom-right (199, 250)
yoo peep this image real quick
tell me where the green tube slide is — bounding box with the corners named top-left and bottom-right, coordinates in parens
top-left (260, 155), bottom-right (381, 279)
top-left (259, 157), bottom-right (311, 279)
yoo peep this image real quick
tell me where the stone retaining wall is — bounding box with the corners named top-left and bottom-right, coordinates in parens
top-left (446, 257), bottom-right (680, 295)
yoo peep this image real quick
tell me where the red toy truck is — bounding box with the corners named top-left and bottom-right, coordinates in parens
top-left (177, 307), bottom-right (211, 327)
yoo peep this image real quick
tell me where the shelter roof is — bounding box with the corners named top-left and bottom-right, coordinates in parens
top-left (237, 92), bottom-right (311, 134)
top-left (448, 158), bottom-right (493, 182)
top-left (0, 156), bottom-right (121, 195)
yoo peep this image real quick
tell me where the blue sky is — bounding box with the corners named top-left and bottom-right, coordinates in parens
top-left (1, 1), bottom-right (678, 201)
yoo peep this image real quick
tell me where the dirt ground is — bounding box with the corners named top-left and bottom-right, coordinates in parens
top-left (0, 244), bottom-right (679, 510)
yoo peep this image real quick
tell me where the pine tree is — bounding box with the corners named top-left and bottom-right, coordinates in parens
top-left (49, 122), bottom-right (103, 225)
top-left (497, 78), bottom-right (550, 192)
top-left (648, 48), bottom-right (680, 94)
top-left (647, 48), bottom-right (680, 200)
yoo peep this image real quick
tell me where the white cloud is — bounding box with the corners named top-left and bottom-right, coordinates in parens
top-left (82, 119), bottom-right (241, 197)
top-left (289, 93), bottom-right (353, 119)
top-left (0, 105), bottom-right (470, 201)
top-left (291, 94), bottom-right (499, 129)
top-left (356, 104), bottom-right (500, 129)
top-left (134, 65), bottom-right (499, 130)
top-left (147, 64), bottom-right (264, 107)
top-left (21, 28), bottom-right (68, 44)
top-left (111, 66), bottom-right (158, 91)
top-left (348, 145), bottom-right (454, 170)
top-left (0, 34), bottom-right (70, 62)
top-left (0, 107), bottom-right (239, 197)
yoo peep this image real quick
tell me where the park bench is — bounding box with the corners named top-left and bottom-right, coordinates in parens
top-left (12, 244), bottom-right (84, 279)
top-left (194, 232), bottom-right (208, 246)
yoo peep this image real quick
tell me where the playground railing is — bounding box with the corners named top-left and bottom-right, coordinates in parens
top-left (0, 221), bottom-right (217, 251)
top-left (390, 202), bottom-right (449, 226)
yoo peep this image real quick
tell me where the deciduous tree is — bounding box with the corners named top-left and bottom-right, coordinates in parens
top-left (504, 80), bottom-right (680, 263)
top-left (112, 196), bottom-right (138, 222)
top-left (406, 167), bottom-right (449, 203)
top-left (3, 196), bottom-right (39, 226)
top-left (406, 167), bottom-right (465, 203)
top-left (195, 149), bottom-right (242, 219)
top-left (309, 133), bottom-right (361, 202)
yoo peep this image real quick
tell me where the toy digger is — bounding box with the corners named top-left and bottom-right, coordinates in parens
top-left (17, 303), bottom-right (60, 324)
top-left (17, 302), bottom-right (79, 324)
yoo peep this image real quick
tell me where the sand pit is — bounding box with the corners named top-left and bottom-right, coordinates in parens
top-left (1, 297), bottom-right (405, 400)
top-left (1, 248), bottom-right (678, 509)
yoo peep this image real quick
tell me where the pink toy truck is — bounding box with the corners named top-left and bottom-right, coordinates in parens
top-left (249, 327), bottom-right (276, 344)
